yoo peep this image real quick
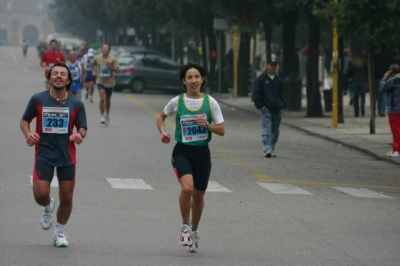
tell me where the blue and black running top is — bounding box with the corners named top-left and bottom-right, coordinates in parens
top-left (22, 90), bottom-right (87, 167)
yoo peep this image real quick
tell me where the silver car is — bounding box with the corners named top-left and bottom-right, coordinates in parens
top-left (114, 55), bottom-right (183, 93)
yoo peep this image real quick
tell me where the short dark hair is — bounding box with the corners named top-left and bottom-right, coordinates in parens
top-left (389, 63), bottom-right (400, 74)
top-left (49, 39), bottom-right (58, 45)
top-left (47, 62), bottom-right (72, 91)
top-left (179, 62), bottom-right (207, 91)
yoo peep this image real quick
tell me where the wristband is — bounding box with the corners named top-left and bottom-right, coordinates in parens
top-left (79, 132), bottom-right (84, 139)
top-left (206, 122), bottom-right (211, 129)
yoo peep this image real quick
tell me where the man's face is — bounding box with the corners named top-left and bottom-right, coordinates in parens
top-left (266, 63), bottom-right (277, 75)
top-left (50, 41), bottom-right (58, 52)
top-left (68, 51), bottom-right (77, 62)
top-left (101, 44), bottom-right (110, 56)
top-left (49, 66), bottom-right (70, 91)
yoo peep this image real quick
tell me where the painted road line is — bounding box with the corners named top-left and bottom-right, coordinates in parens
top-left (332, 187), bottom-right (394, 199)
top-left (207, 181), bottom-right (233, 192)
top-left (106, 178), bottom-right (153, 190)
top-left (29, 175), bottom-right (58, 187)
top-left (257, 182), bottom-right (313, 195)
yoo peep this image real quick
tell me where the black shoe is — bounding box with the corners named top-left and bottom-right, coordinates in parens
top-left (379, 112), bottom-right (385, 117)
top-left (349, 98), bottom-right (354, 106)
top-left (265, 152), bottom-right (277, 158)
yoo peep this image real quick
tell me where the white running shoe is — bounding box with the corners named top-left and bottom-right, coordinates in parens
top-left (187, 231), bottom-right (199, 252)
top-left (53, 232), bottom-right (69, 247)
top-left (41, 198), bottom-right (55, 230)
top-left (105, 116), bottom-right (109, 126)
top-left (179, 224), bottom-right (192, 246)
top-left (386, 151), bottom-right (400, 157)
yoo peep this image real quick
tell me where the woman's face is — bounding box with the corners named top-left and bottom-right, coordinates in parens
top-left (182, 68), bottom-right (204, 93)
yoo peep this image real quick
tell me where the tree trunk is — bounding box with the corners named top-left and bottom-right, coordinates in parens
top-left (281, 10), bottom-right (298, 78)
top-left (238, 31), bottom-right (251, 97)
top-left (306, 12), bottom-right (323, 117)
top-left (367, 42), bottom-right (376, 134)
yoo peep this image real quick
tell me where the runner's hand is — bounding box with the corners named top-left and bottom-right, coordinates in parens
top-left (26, 132), bottom-right (39, 146)
top-left (161, 131), bottom-right (171, 144)
top-left (69, 133), bottom-right (83, 144)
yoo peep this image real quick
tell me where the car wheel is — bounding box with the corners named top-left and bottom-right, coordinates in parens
top-left (131, 79), bottom-right (145, 93)
top-left (114, 87), bottom-right (123, 92)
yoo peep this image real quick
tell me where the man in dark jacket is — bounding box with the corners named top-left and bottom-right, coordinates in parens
top-left (253, 58), bottom-right (286, 158)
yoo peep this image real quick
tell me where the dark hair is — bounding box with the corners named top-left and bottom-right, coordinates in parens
top-left (49, 39), bottom-right (58, 45)
top-left (102, 43), bottom-right (111, 53)
top-left (390, 63), bottom-right (400, 74)
top-left (47, 62), bottom-right (72, 91)
top-left (179, 62), bottom-right (207, 91)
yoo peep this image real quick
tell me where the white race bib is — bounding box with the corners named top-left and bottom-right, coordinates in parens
top-left (180, 114), bottom-right (208, 143)
top-left (99, 63), bottom-right (111, 77)
top-left (42, 107), bottom-right (69, 134)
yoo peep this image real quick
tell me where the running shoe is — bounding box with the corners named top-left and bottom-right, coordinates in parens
top-left (89, 97), bottom-right (93, 103)
top-left (179, 224), bottom-right (192, 246)
top-left (105, 116), bottom-right (109, 126)
top-left (187, 231), bottom-right (199, 252)
top-left (265, 152), bottom-right (276, 158)
top-left (41, 198), bottom-right (55, 230)
top-left (100, 116), bottom-right (105, 124)
top-left (53, 232), bottom-right (69, 247)
top-left (387, 151), bottom-right (400, 157)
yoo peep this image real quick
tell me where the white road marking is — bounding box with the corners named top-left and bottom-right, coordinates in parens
top-left (9, 48), bottom-right (17, 63)
top-left (332, 187), bottom-right (394, 199)
top-left (29, 175), bottom-right (59, 187)
top-left (106, 178), bottom-right (153, 190)
top-left (207, 181), bottom-right (233, 192)
top-left (257, 182), bottom-right (313, 195)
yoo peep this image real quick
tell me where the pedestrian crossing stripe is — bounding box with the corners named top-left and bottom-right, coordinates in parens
top-left (207, 181), bottom-right (233, 192)
top-left (29, 175), bottom-right (58, 187)
top-left (332, 187), bottom-right (394, 199)
top-left (106, 178), bottom-right (154, 190)
top-left (257, 182), bottom-right (313, 195)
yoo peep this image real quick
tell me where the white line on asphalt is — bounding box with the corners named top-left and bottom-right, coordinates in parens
top-left (257, 182), bottom-right (313, 195)
top-left (207, 181), bottom-right (233, 192)
top-left (332, 187), bottom-right (394, 199)
top-left (106, 178), bottom-right (153, 190)
top-left (29, 175), bottom-right (59, 187)
top-left (9, 48), bottom-right (17, 63)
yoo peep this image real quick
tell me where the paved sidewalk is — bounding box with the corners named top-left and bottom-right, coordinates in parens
top-left (213, 92), bottom-right (400, 166)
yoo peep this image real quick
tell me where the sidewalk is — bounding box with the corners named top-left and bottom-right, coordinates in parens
top-left (213, 92), bottom-right (400, 167)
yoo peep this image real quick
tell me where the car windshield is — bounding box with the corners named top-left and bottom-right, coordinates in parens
top-left (118, 57), bottom-right (136, 66)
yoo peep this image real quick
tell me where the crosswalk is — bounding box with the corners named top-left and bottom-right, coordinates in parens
top-left (29, 176), bottom-right (395, 199)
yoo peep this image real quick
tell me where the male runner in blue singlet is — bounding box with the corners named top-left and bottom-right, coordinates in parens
top-left (67, 50), bottom-right (86, 99)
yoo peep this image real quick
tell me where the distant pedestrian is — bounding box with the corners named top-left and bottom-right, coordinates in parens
top-left (20, 62), bottom-right (88, 247)
top-left (156, 62), bottom-right (225, 252)
top-left (22, 39), bottom-right (28, 58)
top-left (253, 58), bottom-right (286, 158)
top-left (90, 43), bottom-right (119, 125)
top-left (379, 63), bottom-right (400, 157)
top-left (67, 50), bottom-right (86, 98)
top-left (346, 51), bottom-right (367, 117)
top-left (82, 48), bottom-right (96, 103)
top-left (40, 39), bottom-right (66, 90)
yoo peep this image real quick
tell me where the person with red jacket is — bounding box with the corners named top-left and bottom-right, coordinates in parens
top-left (40, 39), bottom-right (66, 90)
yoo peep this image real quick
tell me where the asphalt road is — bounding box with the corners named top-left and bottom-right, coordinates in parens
top-left (1, 46), bottom-right (399, 266)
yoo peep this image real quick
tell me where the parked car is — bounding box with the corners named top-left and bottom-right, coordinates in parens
top-left (114, 54), bottom-right (183, 93)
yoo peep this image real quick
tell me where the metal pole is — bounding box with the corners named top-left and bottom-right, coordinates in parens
top-left (233, 25), bottom-right (239, 98)
top-left (332, 0), bottom-right (339, 128)
top-left (217, 31), bottom-right (222, 94)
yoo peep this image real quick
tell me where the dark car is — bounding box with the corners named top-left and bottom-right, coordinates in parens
top-left (114, 54), bottom-right (183, 93)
